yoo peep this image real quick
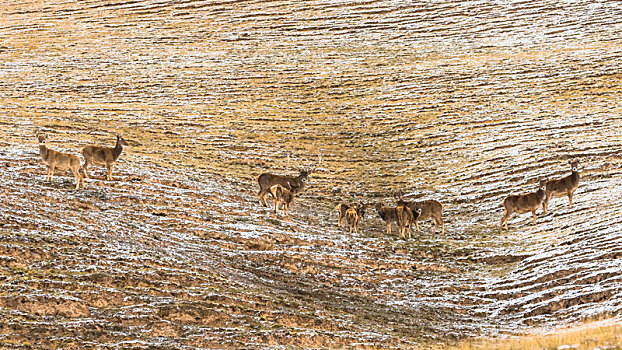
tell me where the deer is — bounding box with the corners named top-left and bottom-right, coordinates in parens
top-left (342, 203), bottom-right (368, 234)
top-left (335, 203), bottom-right (351, 228)
top-left (256, 154), bottom-right (321, 208)
top-left (336, 202), bottom-right (368, 229)
top-left (396, 205), bottom-right (417, 239)
top-left (81, 134), bottom-right (128, 181)
top-left (375, 203), bottom-right (399, 235)
top-left (344, 207), bottom-right (360, 234)
top-left (269, 184), bottom-right (294, 219)
top-left (395, 191), bottom-right (444, 235)
top-left (543, 159), bottom-right (580, 214)
top-left (500, 178), bottom-right (547, 231)
top-left (37, 134), bottom-right (84, 190)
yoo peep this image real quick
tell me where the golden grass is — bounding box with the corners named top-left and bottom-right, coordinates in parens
top-left (439, 320), bottom-right (621, 350)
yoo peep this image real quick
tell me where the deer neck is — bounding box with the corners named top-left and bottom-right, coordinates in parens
top-left (39, 143), bottom-right (49, 160)
top-left (571, 169), bottom-right (580, 183)
top-left (535, 187), bottom-right (545, 203)
top-left (112, 141), bottom-right (124, 161)
top-left (376, 206), bottom-right (386, 221)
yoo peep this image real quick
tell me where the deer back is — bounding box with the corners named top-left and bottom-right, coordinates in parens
top-left (545, 159), bottom-right (580, 196)
top-left (270, 184), bottom-right (293, 205)
top-left (336, 203), bottom-right (351, 220)
top-left (412, 200), bottom-right (443, 221)
top-left (38, 136), bottom-right (80, 170)
top-left (258, 171), bottom-right (308, 195)
top-left (504, 181), bottom-right (547, 213)
top-left (345, 207), bottom-right (359, 224)
top-left (375, 203), bottom-right (397, 223)
top-left (396, 205), bottom-right (414, 228)
top-left (82, 136), bottom-right (126, 165)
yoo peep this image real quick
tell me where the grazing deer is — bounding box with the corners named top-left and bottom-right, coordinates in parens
top-left (500, 179), bottom-right (547, 231)
top-left (256, 154), bottom-right (321, 208)
top-left (269, 184), bottom-right (294, 218)
top-left (81, 134), bottom-right (128, 181)
top-left (396, 205), bottom-right (415, 239)
top-left (375, 203), bottom-right (398, 235)
top-left (37, 134), bottom-right (84, 189)
top-left (543, 159), bottom-right (580, 214)
top-left (395, 192), bottom-right (444, 235)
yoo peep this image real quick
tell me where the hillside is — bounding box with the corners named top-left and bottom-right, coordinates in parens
top-left (1, 0), bottom-right (622, 348)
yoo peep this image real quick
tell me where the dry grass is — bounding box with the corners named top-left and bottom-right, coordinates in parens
top-left (441, 320), bottom-right (622, 350)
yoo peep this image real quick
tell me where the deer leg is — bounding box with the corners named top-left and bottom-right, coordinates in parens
top-left (107, 164), bottom-right (113, 181)
top-left (568, 190), bottom-right (574, 208)
top-left (72, 168), bottom-right (81, 190)
top-left (438, 216), bottom-right (445, 235)
top-left (262, 194), bottom-right (270, 208)
top-left (258, 188), bottom-right (270, 208)
top-left (82, 161), bottom-right (89, 179)
top-left (543, 193), bottom-right (551, 214)
top-left (386, 222), bottom-right (391, 235)
top-left (532, 210), bottom-right (537, 225)
top-left (273, 199), bottom-right (279, 216)
top-left (49, 166), bottom-right (55, 182)
top-left (415, 220), bottom-right (421, 233)
top-left (500, 211), bottom-right (509, 231)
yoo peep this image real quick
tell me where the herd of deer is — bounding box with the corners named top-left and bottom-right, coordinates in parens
top-left (36, 135), bottom-right (580, 236)
top-left (256, 157), bottom-right (581, 237)
top-left (37, 133), bottom-right (128, 189)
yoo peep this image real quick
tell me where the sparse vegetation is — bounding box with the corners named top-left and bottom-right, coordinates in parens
top-left (0, 0), bottom-right (621, 349)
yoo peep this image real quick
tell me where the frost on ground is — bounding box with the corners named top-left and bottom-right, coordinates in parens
top-left (1, 0), bottom-right (622, 348)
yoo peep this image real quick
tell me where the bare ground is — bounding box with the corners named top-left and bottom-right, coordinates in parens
top-left (1, 0), bottom-right (622, 348)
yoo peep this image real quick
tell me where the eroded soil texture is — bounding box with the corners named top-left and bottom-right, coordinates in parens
top-left (1, 0), bottom-right (622, 348)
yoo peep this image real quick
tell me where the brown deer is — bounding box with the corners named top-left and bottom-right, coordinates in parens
top-left (256, 154), bottom-right (321, 208)
top-left (335, 203), bottom-right (351, 228)
top-left (395, 191), bottom-right (444, 235)
top-left (500, 179), bottom-right (547, 231)
top-left (269, 184), bottom-right (294, 218)
top-left (37, 134), bottom-right (84, 189)
top-left (336, 202), bottom-right (368, 229)
top-left (396, 205), bottom-right (416, 239)
top-left (81, 134), bottom-right (128, 181)
top-left (342, 203), bottom-right (368, 234)
top-left (375, 203), bottom-right (398, 235)
top-left (344, 207), bottom-right (360, 234)
top-left (543, 159), bottom-right (580, 214)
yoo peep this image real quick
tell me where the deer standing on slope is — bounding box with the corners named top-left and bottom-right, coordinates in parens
top-left (336, 202), bottom-right (368, 229)
top-left (500, 179), bottom-right (547, 231)
top-left (343, 203), bottom-right (368, 234)
top-left (375, 203), bottom-right (399, 235)
top-left (256, 154), bottom-right (321, 208)
top-left (336, 203), bottom-right (351, 228)
top-left (37, 134), bottom-right (84, 189)
top-left (543, 159), bottom-right (580, 214)
top-left (395, 191), bottom-right (444, 235)
top-left (82, 134), bottom-right (128, 181)
top-left (269, 184), bottom-right (294, 219)
top-left (396, 205), bottom-right (420, 239)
